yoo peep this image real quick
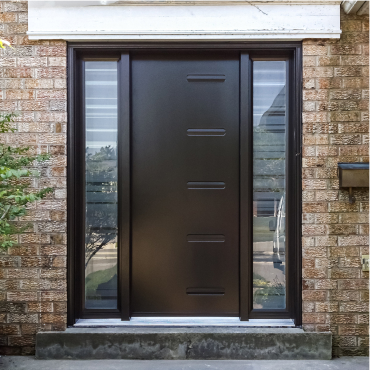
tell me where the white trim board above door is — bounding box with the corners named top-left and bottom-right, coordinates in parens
top-left (27, 1), bottom-right (341, 41)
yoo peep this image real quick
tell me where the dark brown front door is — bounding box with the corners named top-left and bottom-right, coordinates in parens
top-left (131, 51), bottom-right (240, 316)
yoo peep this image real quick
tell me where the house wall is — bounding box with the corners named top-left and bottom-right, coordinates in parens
top-left (0, 0), bottom-right (368, 357)
top-left (302, 9), bottom-right (369, 356)
top-left (0, 0), bottom-right (67, 355)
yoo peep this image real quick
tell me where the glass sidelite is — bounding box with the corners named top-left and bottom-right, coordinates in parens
top-left (84, 61), bottom-right (118, 309)
top-left (252, 61), bottom-right (287, 310)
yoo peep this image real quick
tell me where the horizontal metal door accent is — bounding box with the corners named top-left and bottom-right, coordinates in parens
top-left (187, 128), bottom-right (226, 136)
top-left (187, 181), bottom-right (226, 189)
top-left (187, 74), bottom-right (226, 82)
top-left (186, 234), bottom-right (225, 243)
top-left (186, 288), bottom-right (225, 295)
top-left (131, 51), bottom-right (239, 316)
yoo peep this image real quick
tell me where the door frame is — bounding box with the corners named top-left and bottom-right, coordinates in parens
top-left (67, 42), bottom-right (302, 326)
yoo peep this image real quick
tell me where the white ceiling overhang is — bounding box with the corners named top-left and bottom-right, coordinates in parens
top-left (27, 0), bottom-right (342, 41)
top-left (341, 1), bottom-right (369, 15)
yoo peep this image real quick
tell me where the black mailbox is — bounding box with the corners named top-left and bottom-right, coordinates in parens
top-left (338, 163), bottom-right (369, 203)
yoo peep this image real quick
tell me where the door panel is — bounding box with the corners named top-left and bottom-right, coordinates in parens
top-left (131, 51), bottom-right (240, 315)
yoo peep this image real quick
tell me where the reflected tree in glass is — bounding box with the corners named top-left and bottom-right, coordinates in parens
top-left (84, 61), bottom-right (118, 309)
top-left (85, 145), bottom-right (117, 268)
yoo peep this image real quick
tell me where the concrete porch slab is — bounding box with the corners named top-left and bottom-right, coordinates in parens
top-left (2, 357), bottom-right (369, 370)
top-left (36, 327), bottom-right (332, 360)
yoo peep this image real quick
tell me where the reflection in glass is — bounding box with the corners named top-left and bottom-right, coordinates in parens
top-left (253, 61), bottom-right (286, 310)
top-left (84, 62), bottom-right (118, 309)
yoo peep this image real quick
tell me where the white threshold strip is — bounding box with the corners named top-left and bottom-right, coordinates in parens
top-left (75, 317), bottom-right (295, 327)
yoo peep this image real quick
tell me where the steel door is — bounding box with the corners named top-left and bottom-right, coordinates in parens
top-left (131, 51), bottom-right (240, 315)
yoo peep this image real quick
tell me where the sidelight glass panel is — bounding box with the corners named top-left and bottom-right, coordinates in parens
top-left (252, 61), bottom-right (286, 310)
top-left (84, 61), bottom-right (118, 309)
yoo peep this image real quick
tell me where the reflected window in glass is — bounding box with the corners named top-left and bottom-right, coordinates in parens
top-left (252, 61), bottom-right (287, 310)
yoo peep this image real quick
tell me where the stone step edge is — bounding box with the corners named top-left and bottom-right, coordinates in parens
top-left (36, 329), bottom-right (332, 360)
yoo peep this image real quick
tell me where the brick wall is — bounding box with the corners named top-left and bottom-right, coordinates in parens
top-left (302, 9), bottom-right (369, 356)
top-left (0, 1), bottom-right (368, 357)
top-left (0, 1), bottom-right (67, 355)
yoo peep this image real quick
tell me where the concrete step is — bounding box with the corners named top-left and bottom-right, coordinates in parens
top-left (36, 327), bottom-right (332, 360)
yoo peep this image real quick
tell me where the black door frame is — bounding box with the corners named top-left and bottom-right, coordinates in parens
top-left (67, 42), bottom-right (302, 326)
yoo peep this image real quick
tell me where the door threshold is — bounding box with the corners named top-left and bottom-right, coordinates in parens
top-left (74, 317), bottom-right (295, 327)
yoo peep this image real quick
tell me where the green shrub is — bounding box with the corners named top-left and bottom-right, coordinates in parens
top-left (0, 113), bottom-right (53, 249)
